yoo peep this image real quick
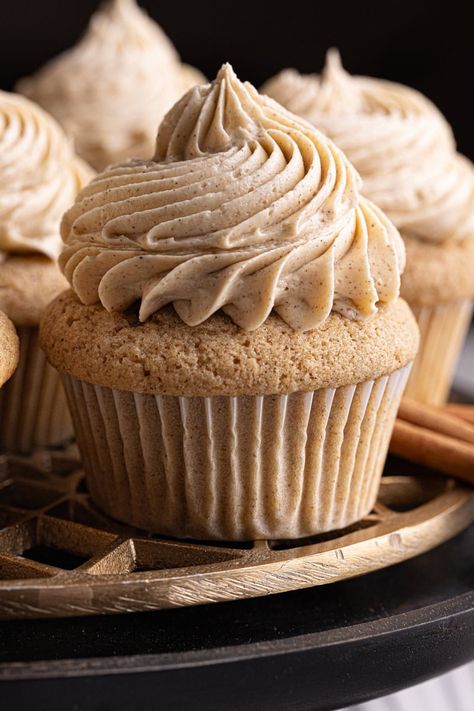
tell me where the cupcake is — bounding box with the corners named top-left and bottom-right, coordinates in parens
top-left (262, 51), bottom-right (474, 405)
top-left (0, 90), bottom-right (93, 453)
top-left (0, 311), bottom-right (19, 390)
top-left (17, 0), bottom-right (205, 171)
top-left (41, 65), bottom-right (418, 540)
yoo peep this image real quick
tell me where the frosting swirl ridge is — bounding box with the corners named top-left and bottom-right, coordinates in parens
top-left (0, 91), bottom-right (93, 259)
top-left (262, 50), bottom-right (474, 243)
top-left (17, 0), bottom-right (205, 170)
top-left (60, 64), bottom-right (404, 332)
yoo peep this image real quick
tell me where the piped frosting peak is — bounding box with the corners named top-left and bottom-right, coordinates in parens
top-left (60, 64), bottom-right (404, 331)
top-left (17, 0), bottom-right (205, 170)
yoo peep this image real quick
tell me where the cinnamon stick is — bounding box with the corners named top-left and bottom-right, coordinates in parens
top-left (390, 419), bottom-right (474, 485)
top-left (443, 403), bottom-right (474, 425)
top-left (399, 397), bottom-right (474, 445)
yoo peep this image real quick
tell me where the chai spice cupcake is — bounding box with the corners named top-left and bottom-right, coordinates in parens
top-left (17, 0), bottom-right (205, 171)
top-left (0, 311), bottom-right (19, 390)
top-left (263, 51), bottom-right (474, 405)
top-left (0, 91), bottom-right (93, 453)
top-left (41, 65), bottom-right (418, 540)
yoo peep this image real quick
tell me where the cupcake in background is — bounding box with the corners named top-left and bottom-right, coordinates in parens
top-left (41, 65), bottom-right (418, 541)
top-left (0, 90), bottom-right (93, 453)
top-left (0, 311), bottom-right (19, 390)
top-left (262, 51), bottom-right (474, 405)
top-left (17, 0), bottom-right (205, 171)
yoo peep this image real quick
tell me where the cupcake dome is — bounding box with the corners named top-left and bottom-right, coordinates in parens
top-left (17, 0), bottom-right (205, 170)
top-left (0, 311), bottom-right (19, 388)
top-left (43, 292), bottom-right (417, 397)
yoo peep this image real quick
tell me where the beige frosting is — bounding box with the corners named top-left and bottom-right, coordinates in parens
top-left (262, 51), bottom-right (474, 244)
top-left (0, 91), bottom-right (93, 260)
top-left (17, 0), bottom-right (206, 170)
top-left (60, 64), bottom-right (404, 332)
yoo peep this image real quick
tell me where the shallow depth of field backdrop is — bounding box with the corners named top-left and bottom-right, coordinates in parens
top-left (0, 0), bottom-right (472, 161)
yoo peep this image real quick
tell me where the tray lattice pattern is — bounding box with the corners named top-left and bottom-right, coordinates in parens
top-left (0, 450), bottom-right (473, 619)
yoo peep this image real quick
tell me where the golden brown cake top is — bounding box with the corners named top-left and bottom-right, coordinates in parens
top-left (17, 0), bottom-right (205, 170)
top-left (60, 64), bottom-right (405, 333)
top-left (401, 235), bottom-right (474, 306)
top-left (41, 291), bottom-right (419, 396)
top-left (0, 256), bottom-right (68, 327)
top-left (0, 310), bottom-right (19, 387)
top-left (0, 90), bottom-right (93, 260)
top-left (262, 50), bottom-right (474, 246)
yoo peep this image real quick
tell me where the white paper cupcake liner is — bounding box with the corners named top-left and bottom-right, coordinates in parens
top-left (0, 327), bottom-right (73, 453)
top-left (405, 300), bottom-right (473, 405)
top-left (62, 365), bottom-right (410, 540)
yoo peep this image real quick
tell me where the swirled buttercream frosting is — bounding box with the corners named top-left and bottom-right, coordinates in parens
top-left (262, 50), bottom-right (474, 244)
top-left (0, 91), bottom-right (93, 259)
top-left (17, 0), bottom-right (205, 171)
top-left (60, 64), bottom-right (405, 332)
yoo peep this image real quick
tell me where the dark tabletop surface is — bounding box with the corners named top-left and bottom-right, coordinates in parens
top-left (0, 523), bottom-right (472, 711)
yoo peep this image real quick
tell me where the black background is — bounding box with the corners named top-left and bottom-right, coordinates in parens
top-left (0, 0), bottom-right (473, 160)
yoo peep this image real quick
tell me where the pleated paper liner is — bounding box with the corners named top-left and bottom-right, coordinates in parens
top-left (0, 327), bottom-right (73, 454)
top-left (405, 300), bottom-right (473, 406)
top-left (63, 366), bottom-right (410, 540)
top-left (0, 447), bottom-right (473, 619)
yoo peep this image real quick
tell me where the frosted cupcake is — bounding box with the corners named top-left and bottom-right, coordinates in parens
top-left (0, 312), bottom-right (19, 389)
top-left (263, 51), bottom-right (474, 405)
top-left (0, 91), bottom-right (93, 453)
top-left (41, 65), bottom-right (418, 540)
top-left (17, 0), bottom-right (205, 171)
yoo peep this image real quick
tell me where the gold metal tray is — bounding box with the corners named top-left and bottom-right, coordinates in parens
top-left (0, 450), bottom-right (473, 620)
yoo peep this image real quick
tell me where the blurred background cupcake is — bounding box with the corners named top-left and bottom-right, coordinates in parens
top-left (0, 311), bottom-right (19, 390)
top-left (262, 51), bottom-right (474, 405)
top-left (41, 66), bottom-right (418, 540)
top-left (16, 0), bottom-right (205, 171)
top-left (0, 90), bottom-right (93, 453)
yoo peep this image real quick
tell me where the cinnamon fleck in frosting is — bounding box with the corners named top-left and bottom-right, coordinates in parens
top-left (60, 64), bottom-right (405, 332)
